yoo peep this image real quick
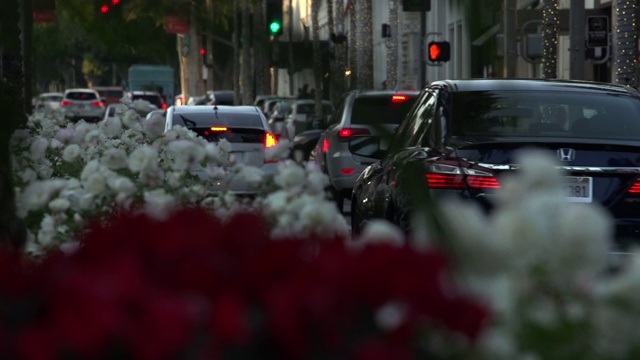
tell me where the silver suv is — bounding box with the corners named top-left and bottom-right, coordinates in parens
top-left (314, 90), bottom-right (419, 211)
top-left (61, 88), bottom-right (105, 122)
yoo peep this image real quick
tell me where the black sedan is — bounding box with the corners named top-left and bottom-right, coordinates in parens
top-left (350, 79), bottom-right (640, 246)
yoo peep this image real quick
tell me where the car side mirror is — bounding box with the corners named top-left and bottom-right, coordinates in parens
top-left (348, 135), bottom-right (386, 159)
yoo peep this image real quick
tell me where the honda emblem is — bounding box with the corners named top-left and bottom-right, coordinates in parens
top-left (557, 148), bottom-right (576, 161)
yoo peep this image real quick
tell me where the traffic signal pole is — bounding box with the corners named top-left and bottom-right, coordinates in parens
top-left (569, 0), bottom-right (585, 80)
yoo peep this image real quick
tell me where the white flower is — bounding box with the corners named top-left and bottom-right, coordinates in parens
top-left (128, 145), bottom-right (158, 173)
top-left (264, 190), bottom-right (289, 213)
top-left (305, 170), bottom-right (329, 195)
top-left (375, 302), bottom-right (407, 331)
top-left (83, 173), bottom-right (107, 195)
top-left (356, 219), bottom-right (405, 247)
top-left (265, 138), bottom-right (290, 162)
top-left (166, 171), bottom-right (184, 188)
top-left (49, 138), bottom-right (63, 149)
top-left (167, 140), bottom-right (205, 171)
top-left (54, 127), bottom-right (76, 144)
top-left (101, 117), bottom-right (124, 137)
top-left (122, 109), bottom-right (142, 130)
top-left (62, 144), bottom-right (81, 162)
top-left (143, 113), bottom-right (166, 139)
top-left (217, 138), bottom-right (232, 153)
top-left (237, 165), bottom-right (264, 187)
top-left (21, 180), bottom-right (67, 212)
top-left (37, 214), bottom-right (57, 247)
top-left (48, 198), bottom-right (70, 212)
top-left (18, 169), bottom-right (37, 183)
top-left (107, 176), bottom-right (136, 195)
top-left (30, 137), bottom-right (48, 160)
top-left (275, 163), bottom-right (305, 188)
top-left (144, 189), bottom-right (177, 219)
top-left (80, 159), bottom-right (102, 180)
top-left (84, 129), bottom-right (104, 144)
top-left (101, 148), bottom-right (128, 170)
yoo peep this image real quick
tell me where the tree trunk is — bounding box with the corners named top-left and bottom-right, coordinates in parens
top-left (312, 0), bottom-right (323, 117)
top-left (240, 0), bottom-right (253, 104)
top-left (253, 0), bottom-right (269, 97)
top-left (0, 0), bottom-right (28, 249)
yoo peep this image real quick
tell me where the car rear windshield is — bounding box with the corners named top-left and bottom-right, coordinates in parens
top-left (133, 94), bottom-right (164, 107)
top-left (450, 90), bottom-right (640, 140)
top-left (173, 111), bottom-right (265, 143)
top-left (65, 92), bottom-right (98, 101)
top-left (351, 95), bottom-right (418, 125)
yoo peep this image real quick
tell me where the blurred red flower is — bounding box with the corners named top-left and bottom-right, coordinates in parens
top-left (0, 207), bottom-right (489, 359)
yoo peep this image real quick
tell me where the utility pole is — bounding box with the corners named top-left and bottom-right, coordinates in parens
top-left (503, 0), bottom-right (517, 78)
top-left (569, 0), bottom-right (585, 80)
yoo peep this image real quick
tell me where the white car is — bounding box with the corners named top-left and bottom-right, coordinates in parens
top-left (164, 105), bottom-right (279, 194)
top-left (61, 88), bottom-right (105, 123)
top-left (101, 102), bottom-right (158, 123)
top-left (284, 99), bottom-right (335, 141)
top-left (34, 92), bottom-right (64, 111)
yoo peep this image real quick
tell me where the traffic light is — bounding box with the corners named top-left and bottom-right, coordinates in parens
top-left (99, 0), bottom-right (121, 15)
top-left (427, 41), bottom-right (450, 63)
top-left (266, 0), bottom-right (283, 37)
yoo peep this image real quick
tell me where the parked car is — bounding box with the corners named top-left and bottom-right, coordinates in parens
top-left (284, 99), bottom-right (335, 141)
top-left (164, 105), bottom-right (278, 194)
top-left (125, 90), bottom-right (167, 110)
top-left (313, 90), bottom-right (420, 211)
top-left (92, 86), bottom-right (124, 105)
top-left (34, 92), bottom-right (64, 111)
top-left (254, 94), bottom-right (279, 113)
top-left (60, 88), bottom-right (106, 123)
top-left (350, 78), bottom-right (640, 245)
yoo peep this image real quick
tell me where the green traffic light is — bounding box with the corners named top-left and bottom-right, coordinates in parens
top-left (269, 21), bottom-right (281, 34)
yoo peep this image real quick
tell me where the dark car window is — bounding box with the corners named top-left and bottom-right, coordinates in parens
top-left (172, 111), bottom-right (265, 144)
top-left (351, 95), bottom-right (419, 125)
top-left (449, 90), bottom-right (640, 140)
top-left (66, 92), bottom-right (98, 101)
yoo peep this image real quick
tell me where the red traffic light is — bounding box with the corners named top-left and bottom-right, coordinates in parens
top-left (112, 0), bottom-right (120, 4)
top-left (199, 48), bottom-right (206, 55)
top-left (100, 4), bottom-right (109, 13)
top-left (427, 41), bottom-right (451, 63)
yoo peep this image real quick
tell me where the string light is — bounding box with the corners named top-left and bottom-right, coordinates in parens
top-left (357, 0), bottom-right (374, 89)
top-left (615, 0), bottom-right (638, 87)
top-left (542, 0), bottom-right (559, 79)
top-left (334, 0), bottom-right (348, 95)
top-left (386, 0), bottom-right (399, 89)
top-left (348, 0), bottom-right (358, 89)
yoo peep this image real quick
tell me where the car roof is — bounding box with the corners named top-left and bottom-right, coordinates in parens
top-left (64, 88), bottom-right (99, 94)
top-left (39, 92), bottom-right (63, 97)
top-left (349, 89), bottom-right (421, 97)
top-left (431, 78), bottom-right (638, 96)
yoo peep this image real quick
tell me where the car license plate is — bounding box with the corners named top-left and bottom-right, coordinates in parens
top-left (565, 176), bottom-right (592, 202)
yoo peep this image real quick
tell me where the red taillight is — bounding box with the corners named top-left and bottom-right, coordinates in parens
top-left (628, 181), bottom-right (640, 193)
top-left (426, 174), bottom-right (501, 189)
top-left (338, 128), bottom-right (370, 140)
top-left (341, 168), bottom-right (355, 175)
top-left (60, 100), bottom-right (72, 106)
top-left (265, 132), bottom-right (278, 148)
top-left (391, 94), bottom-right (409, 103)
top-left (322, 138), bottom-right (329, 152)
top-left (90, 101), bottom-right (104, 107)
top-left (161, 103), bottom-right (168, 110)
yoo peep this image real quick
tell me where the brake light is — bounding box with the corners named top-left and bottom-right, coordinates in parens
top-left (322, 138), bottom-right (329, 152)
top-left (161, 103), bottom-right (168, 110)
top-left (60, 101), bottom-right (72, 106)
top-left (210, 126), bottom-right (228, 132)
top-left (90, 101), bottom-right (104, 107)
top-left (628, 181), bottom-right (640, 193)
top-left (391, 94), bottom-right (409, 103)
top-left (265, 132), bottom-right (278, 148)
top-left (426, 174), bottom-right (501, 189)
top-left (338, 128), bottom-right (370, 139)
top-left (341, 168), bottom-right (355, 175)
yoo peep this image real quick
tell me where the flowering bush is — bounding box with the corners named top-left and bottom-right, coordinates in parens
top-left (8, 108), bottom-right (640, 359)
top-left (12, 104), bottom-right (347, 254)
top-left (0, 208), bottom-right (488, 359)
